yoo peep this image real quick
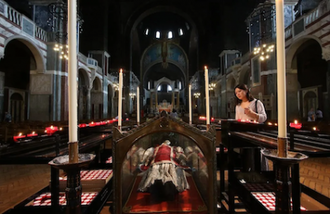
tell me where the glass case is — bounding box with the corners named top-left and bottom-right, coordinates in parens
top-left (112, 116), bottom-right (217, 214)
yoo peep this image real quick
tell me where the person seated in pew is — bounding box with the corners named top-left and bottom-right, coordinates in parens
top-left (315, 107), bottom-right (323, 122)
top-left (137, 140), bottom-right (190, 202)
top-left (3, 112), bottom-right (11, 123)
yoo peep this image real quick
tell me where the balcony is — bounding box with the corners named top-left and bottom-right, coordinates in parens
top-left (285, 0), bottom-right (328, 40)
top-left (1, 1), bottom-right (47, 42)
top-left (87, 58), bottom-right (98, 69)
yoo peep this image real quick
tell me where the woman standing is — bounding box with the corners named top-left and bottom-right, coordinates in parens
top-left (234, 84), bottom-right (268, 171)
top-left (234, 84), bottom-right (267, 123)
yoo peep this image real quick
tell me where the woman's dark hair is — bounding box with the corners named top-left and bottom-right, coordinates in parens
top-left (234, 84), bottom-right (254, 105)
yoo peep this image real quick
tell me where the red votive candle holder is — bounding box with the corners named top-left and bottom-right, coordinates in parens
top-left (27, 131), bottom-right (38, 137)
top-left (13, 133), bottom-right (26, 142)
top-left (45, 126), bottom-right (59, 136)
top-left (289, 120), bottom-right (302, 129)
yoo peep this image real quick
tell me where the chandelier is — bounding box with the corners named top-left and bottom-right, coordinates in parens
top-left (253, 43), bottom-right (274, 61)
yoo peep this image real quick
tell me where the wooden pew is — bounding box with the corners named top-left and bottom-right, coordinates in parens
top-left (218, 120), bottom-right (330, 214)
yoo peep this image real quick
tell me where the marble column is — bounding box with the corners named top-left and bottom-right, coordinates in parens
top-left (176, 92), bottom-right (180, 110)
top-left (155, 91), bottom-right (158, 108)
top-left (326, 60), bottom-right (330, 120)
top-left (322, 48), bottom-right (330, 120)
top-left (87, 88), bottom-right (91, 120)
top-left (150, 91), bottom-right (153, 111)
top-left (0, 72), bottom-right (4, 120)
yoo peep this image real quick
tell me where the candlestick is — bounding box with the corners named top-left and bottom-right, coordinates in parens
top-left (204, 66), bottom-right (210, 128)
top-left (118, 68), bottom-right (123, 130)
top-left (276, 0), bottom-right (287, 157)
top-left (137, 86), bottom-right (140, 125)
top-left (189, 84), bottom-right (192, 125)
top-left (68, 0), bottom-right (78, 145)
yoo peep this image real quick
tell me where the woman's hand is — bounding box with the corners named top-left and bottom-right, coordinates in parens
top-left (244, 107), bottom-right (259, 121)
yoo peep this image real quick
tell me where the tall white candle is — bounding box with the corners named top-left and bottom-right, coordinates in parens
top-left (189, 84), bottom-right (192, 125)
top-left (68, 0), bottom-right (77, 143)
top-left (118, 69), bottom-right (123, 129)
top-left (137, 86), bottom-right (140, 125)
top-left (276, 0), bottom-right (287, 139)
top-left (204, 66), bottom-right (210, 126)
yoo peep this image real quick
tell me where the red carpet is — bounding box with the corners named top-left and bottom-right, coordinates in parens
top-left (123, 176), bottom-right (208, 214)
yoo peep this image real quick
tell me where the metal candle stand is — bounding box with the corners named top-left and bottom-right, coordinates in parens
top-left (261, 149), bottom-right (308, 214)
top-left (49, 153), bottom-right (95, 214)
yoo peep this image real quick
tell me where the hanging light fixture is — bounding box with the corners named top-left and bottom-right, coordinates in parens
top-left (194, 92), bottom-right (201, 98)
top-left (209, 83), bottom-right (216, 90)
top-left (253, 43), bottom-right (274, 61)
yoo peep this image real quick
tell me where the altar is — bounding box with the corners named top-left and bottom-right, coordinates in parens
top-left (157, 100), bottom-right (173, 113)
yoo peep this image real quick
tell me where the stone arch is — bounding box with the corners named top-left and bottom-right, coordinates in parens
top-left (107, 83), bottom-right (116, 118)
top-left (154, 77), bottom-right (173, 91)
top-left (91, 77), bottom-right (103, 120)
top-left (226, 75), bottom-right (236, 91)
top-left (78, 64), bottom-right (91, 87)
top-left (286, 35), bottom-right (323, 70)
top-left (9, 92), bottom-right (24, 123)
top-left (78, 68), bottom-right (90, 89)
top-left (78, 68), bottom-right (90, 121)
top-left (238, 67), bottom-right (250, 86)
top-left (286, 36), bottom-right (327, 120)
top-left (141, 43), bottom-right (188, 90)
top-left (128, 6), bottom-right (199, 40)
top-left (226, 75), bottom-right (237, 118)
top-left (128, 5), bottom-right (199, 76)
top-left (92, 77), bottom-right (102, 92)
top-left (303, 91), bottom-right (317, 118)
top-left (215, 82), bottom-right (222, 97)
top-left (4, 36), bottom-right (46, 73)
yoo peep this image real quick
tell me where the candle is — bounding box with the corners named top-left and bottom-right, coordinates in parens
top-left (68, 0), bottom-right (78, 143)
top-left (118, 68), bottom-right (123, 130)
top-left (27, 131), bottom-right (38, 137)
top-left (276, 0), bottom-right (288, 157)
top-left (289, 120), bottom-right (302, 129)
top-left (137, 86), bottom-right (140, 125)
top-left (13, 133), bottom-right (26, 142)
top-left (204, 66), bottom-right (210, 127)
top-left (78, 123), bottom-right (87, 128)
top-left (189, 84), bottom-right (192, 125)
top-left (45, 126), bottom-right (59, 136)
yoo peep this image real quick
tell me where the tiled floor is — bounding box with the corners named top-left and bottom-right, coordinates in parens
top-left (1, 157), bottom-right (330, 213)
